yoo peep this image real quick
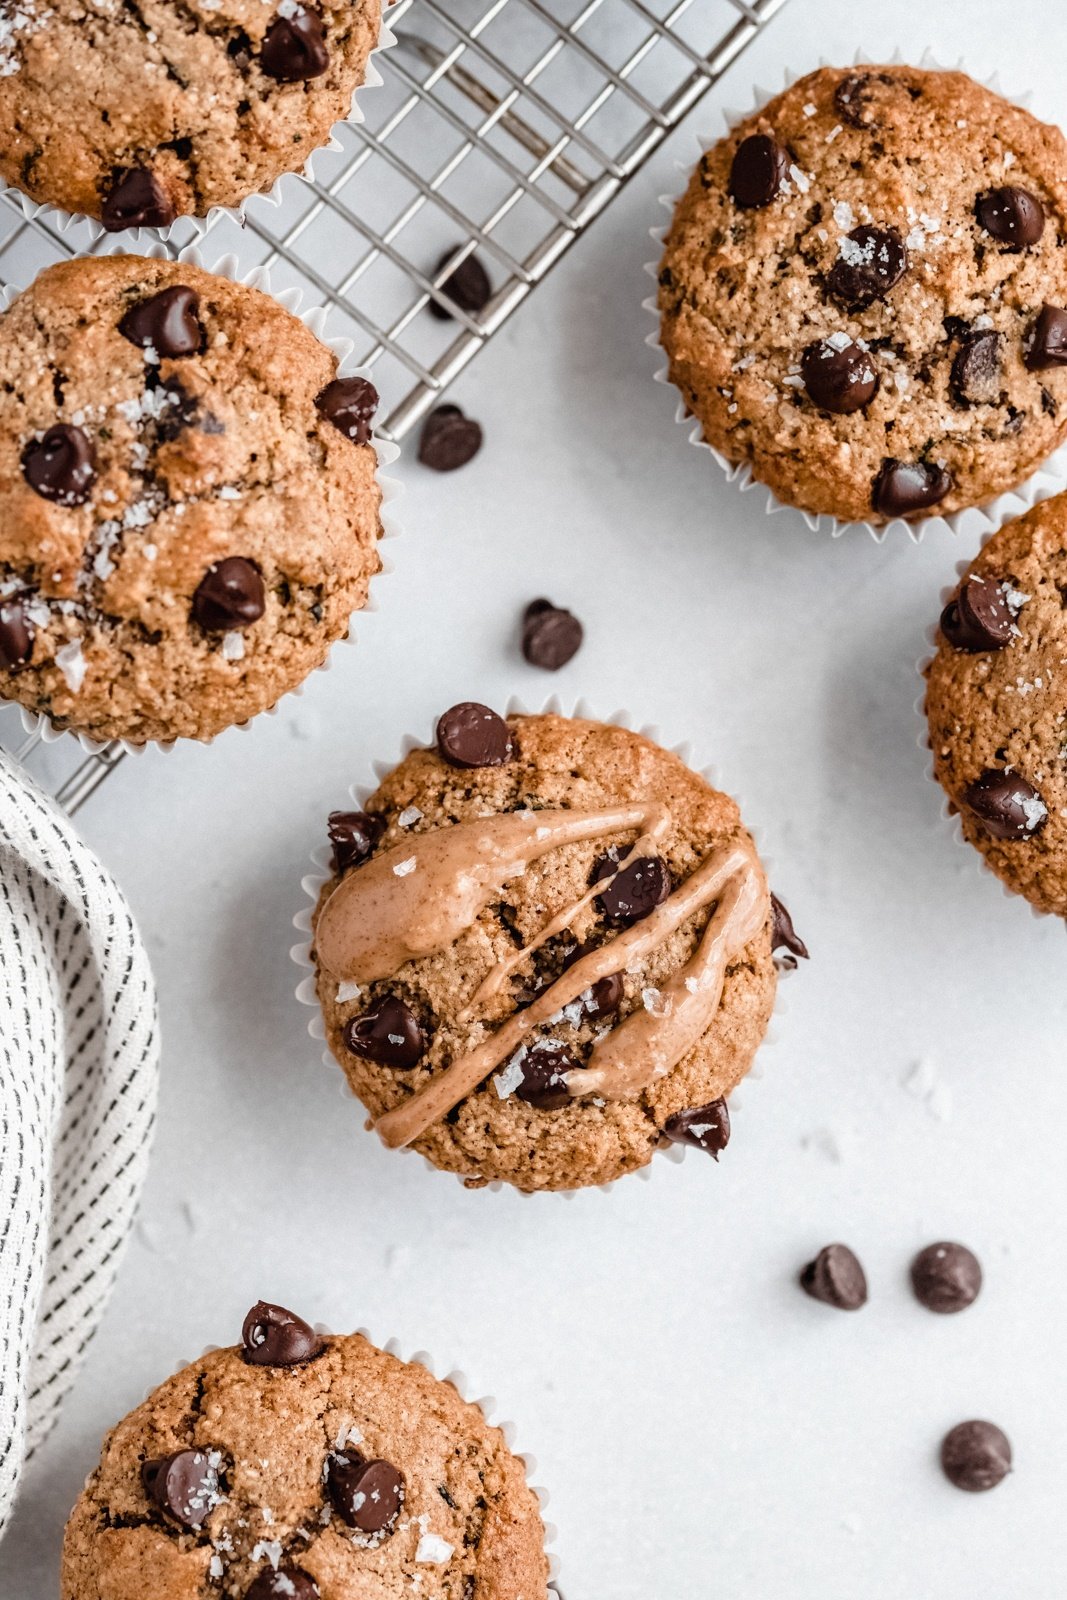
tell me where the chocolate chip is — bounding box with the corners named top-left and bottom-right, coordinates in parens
top-left (418, 405), bottom-right (483, 472)
top-left (975, 186), bottom-right (1044, 249)
top-left (728, 134), bottom-right (790, 208)
top-left (833, 71), bottom-right (897, 129)
top-left (1024, 303), bottom-right (1067, 370)
top-left (522, 599), bottom-right (583, 670)
top-left (328, 809), bottom-right (384, 873)
top-left (664, 1099), bottom-right (730, 1158)
top-left (951, 330), bottom-right (1002, 405)
top-left (513, 1041), bottom-right (578, 1110)
top-left (327, 1453), bottom-right (405, 1534)
top-left (246, 1569), bottom-right (320, 1600)
top-left (429, 249), bottom-right (492, 321)
top-left (436, 702), bottom-right (514, 768)
top-left (826, 225), bottom-right (908, 309)
top-left (770, 893), bottom-right (809, 961)
top-left (871, 458), bottom-right (952, 518)
top-left (21, 424), bottom-right (96, 505)
top-left (192, 557), bottom-right (265, 631)
top-left (961, 769), bottom-right (1047, 839)
top-left (799, 1244), bottom-right (868, 1310)
top-left (587, 972), bottom-right (624, 1018)
top-left (910, 1242), bottom-right (982, 1314)
top-left (155, 379), bottom-right (204, 442)
top-left (315, 376), bottom-right (379, 443)
top-left (101, 167), bottom-right (176, 231)
top-left (800, 336), bottom-right (879, 414)
top-left (940, 1420), bottom-right (1012, 1492)
top-left (0, 601), bottom-right (34, 671)
top-left (260, 7), bottom-right (329, 80)
top-left (940, 577), bottom-right (1013, 652)
top-left (594, 852), bottom-right (672, 922)
top-left (118, 286), bottom-right (202, 357)
top-left (344, 996), bottom-right (426, 1069)
top-left (141, 1449), bottom-right (224, 1527)
top-left (241, 1301), bottom-right (323, 1366)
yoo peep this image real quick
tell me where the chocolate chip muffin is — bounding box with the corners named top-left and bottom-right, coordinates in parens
top-left (61, 1303), bottom-right (549, 1600)
top-left (0, 254), bottom-right (383, 744)
top-left (309, 708), bottom-right (802, 1193)
top-left (0, 0), bottom-right (382, 226)
top-left (925, 494), bottom-right (1067, 917)
top-left (658, 64), bottom-right (1067, 526)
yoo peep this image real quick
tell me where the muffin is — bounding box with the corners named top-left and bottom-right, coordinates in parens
top-left (61, 1302), bottom-right (549, 1600)
top-left (309, 707), bottom-right (804, 1193)
top-left (0, 0), bottom-right (382, 226)
top-left (0, 254), bottom-right (382, 744)
top-left (925, 494), bottom-right (1067, 916)
top-left (658, 64), bottom-right (1067, 525)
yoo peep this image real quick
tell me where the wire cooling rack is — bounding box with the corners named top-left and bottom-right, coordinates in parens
top-left (0, 0), bottom-right (788, 812)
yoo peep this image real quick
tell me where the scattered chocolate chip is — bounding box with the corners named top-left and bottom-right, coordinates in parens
top-left (261, 7), bottom-right (329, 80)
top-left (728, 134), bottom-right (790, 208)
top-left (118, 286), bottom-right (202, 357)
top-left (800, 336), bottom-right (879, 414)
top-left (1024, 303), bottom-right (1067, 370)
top-left (832, 71), bottom-right (897, 129)
top-left (522, 599), bottom-right (583, 670)
top-left (770, 893), bottom-right (809, 961)
top-left (961, 769), bottom-right (1047, 839)
top-left (418, 405), bottom-right (483, 472)
top-left (826, 225), bottom-right (908, 309)
top-left (429, 249), bottom-right (492, 321)
top-left (910, 1242), bottom-right (982, 1314)
top-left (0, 602), bottom-right (34, 671)
top-left (513, 1041), bottom-right (578, 1110)
top-left (664, 1099), bottom-right (730, 1158)
top-left (344, 996), bottom-right (426, 1069)
top-left (141, 1449), bottom-right (224, 1527)
top-left (315, 376), bottom-right (379, 443)
top-left (192, 557), bottom-right (265, 631)
top-left (587, 971), bottom-right (624, 1018)
top-left (241, 1301), bottom-right (323, 1366)
top-left (436, 701), bottom-right (514, 768)
top-left (951, 330), bottom-right (1002, 405)
top-left (155, 379), bottom-right (203, 442)
top-left (246, 1569), bottom-right (320, 1600)
top-left (940, 1420), bottom-right (1012, 1492)
top-left (327, 1453), bottom-right (405, 1534)
top-left (975, 186), bottom-right (1044, 249)
top-left (871, 458), bottom-right (952, 518)
top-left (799, 1243), bottom-right (868, 1310)
top-left (940, 576), bottom-right (1013, 652)
top-left (101, 167), bottom-right (176, 231)
top-left (21, 424), bottom-right (96, 505)
top-left (594, 852), bottom-right (672, 922)
top-left (328, 809), bottom-right (384, 873)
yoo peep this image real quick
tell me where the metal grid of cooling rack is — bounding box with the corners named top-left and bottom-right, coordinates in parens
top-left (0, 0), bottom-right (789, 811)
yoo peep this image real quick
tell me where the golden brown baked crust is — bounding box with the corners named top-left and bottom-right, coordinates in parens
top-left (0, 255), bottom-right (381, 743)
top-left (658, 64), bottom-right (1067, 524)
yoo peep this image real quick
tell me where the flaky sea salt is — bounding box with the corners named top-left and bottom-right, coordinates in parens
top-left (336, 980), bottom-right (362, 1003)
top-left (221, 631), bottom-right (245, 662)
top-left (398, 806), bottom-right (423, 827)
top-left (393, 856), bottom-right (416, 877)
top-left (415, 1533), bottom-right (454, 1565)
top-left (55, 639), bottom-right (86, 692)
top-left (494, 1057), bottom-right (526, 1099)
top-left (250, 1540), bottom-right (282, 1570)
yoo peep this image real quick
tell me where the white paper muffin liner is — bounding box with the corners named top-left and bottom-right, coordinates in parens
top-left (0, 4), bottom-right (398, 242)
top-left (644, 47), bottom-right (1067, 544)
top-left (1, 243), bottom-right (403, 756)
top-left (291, 694), bottom-right (796, 1198)
top-left (915, 531), bottom-right (1065, 927)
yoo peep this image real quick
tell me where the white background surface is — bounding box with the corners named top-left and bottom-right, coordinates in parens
top-left (3, 1), bottom-right (1067, 1594)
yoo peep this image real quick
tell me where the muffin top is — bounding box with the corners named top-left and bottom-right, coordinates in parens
top-left (311, 710), bottom-right (791, 1192)
top-left (0, 0), bottom-right (381, 225)
top-left (658, 64), bottom-right (1067, 525)
top-left (61, 1306), bottom-right (549, 1600)
top-left (0, 254), bottom-right (382, 743)
top-left (925, 493), bottom-right (1067, 917)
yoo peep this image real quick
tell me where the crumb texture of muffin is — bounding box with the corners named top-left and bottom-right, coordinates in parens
top-left (658, 64), bottom-right (1067, 524)
top-left (0, 254), bottom-right (382, 744)
top-left (925, 493), bottom-right (1067, 916)
top-left (0, 0), bottom-right (382, 224)
top-left (311, 712), bottom-right (780, 1192)
top-left (60, 1312), bottom-right (549, 1600)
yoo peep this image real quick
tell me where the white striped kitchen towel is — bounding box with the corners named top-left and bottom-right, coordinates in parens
top-left (0, 750), bottom-right (158, 1535)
